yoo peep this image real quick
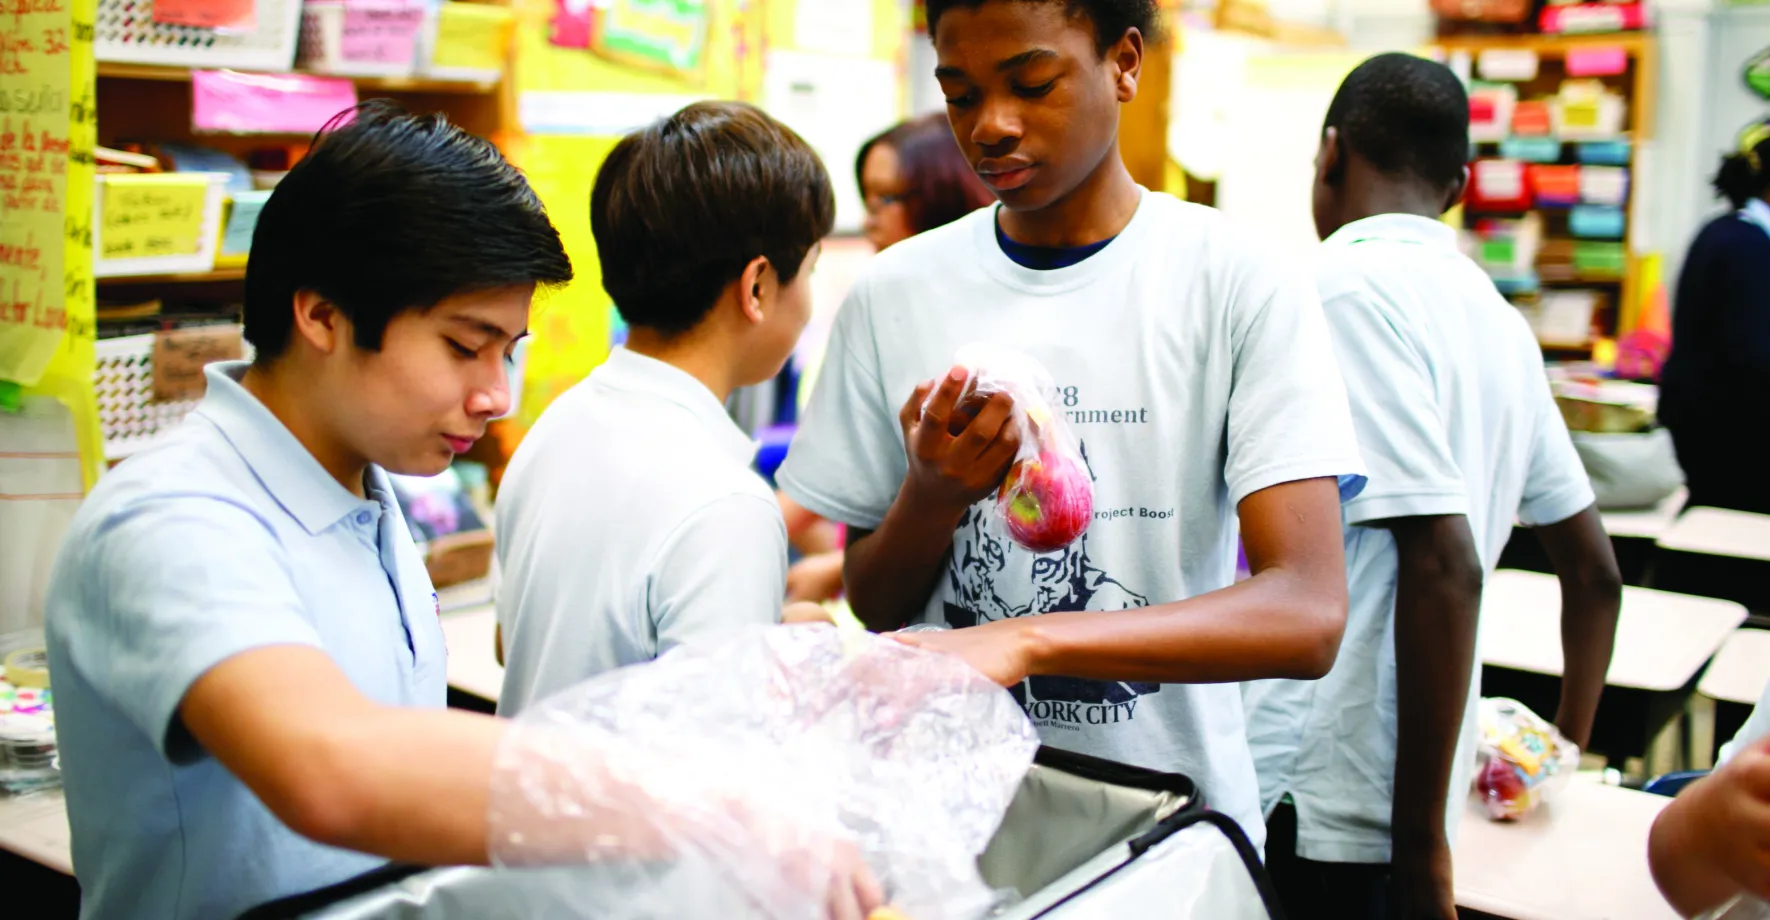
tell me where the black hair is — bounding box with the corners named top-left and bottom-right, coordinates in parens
top-left (924, 0), bottom-right (1165, 52)
top-left (1322, 52), bottom-right (1470, 192)
top-left (592, 101), bottom-right (835, 337)
top-left (244, 100), bottom-right (572, 359)
top-left (1714, 126), bottom-right (1770, 208)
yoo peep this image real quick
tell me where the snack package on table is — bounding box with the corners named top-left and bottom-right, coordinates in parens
top-left (1473, 697), bottom-right (1580, 820)
top-left (488, 624), bottom-right (1040, 920)
top-left (923, 344), bottom-right (1094, 553)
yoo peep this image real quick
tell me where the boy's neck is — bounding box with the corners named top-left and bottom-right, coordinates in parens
top-left (997, 147), bottom-right (1141, 248)
top-left (1332, 173), bottom-right (1449, 232)
top-left (623, 328), bottom-right (742, 405)
top-left (240, 360), bottom-right (371, 499)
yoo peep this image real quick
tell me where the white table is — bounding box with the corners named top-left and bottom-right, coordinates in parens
top-left (1454, 778), bottom-right (1676, 920)
top-left (1481, 570), bottom-right (1747, 692)
top-left (1601, 487), bottom-right (1688, 541)
top-left (1700, 628), bottom-right (1770, 706)
top-left (0, 788), bottom-right (72, 875)
top-left (1658, 507), bottom-right (1770, 562)
top-left (442, 605), bottom-right (503, 705)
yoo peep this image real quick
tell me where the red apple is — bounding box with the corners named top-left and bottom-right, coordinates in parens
top-left (998, 449), bottom-right (1094, 553)
top-left (1477, 756), bottom-right (1530, 820)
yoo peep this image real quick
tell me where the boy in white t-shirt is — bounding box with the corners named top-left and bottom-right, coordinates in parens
top-left (777, 0), bottom-right (1366, 847)
top-left (1653, 682), bottom-right (1770, 917)
top-left (1242, 54), bottom-right (1623, 919)
top-left (494, 102), bottom-right (835, 715)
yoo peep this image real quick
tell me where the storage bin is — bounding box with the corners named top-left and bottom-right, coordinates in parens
top-left (92, 172), bottom-right (231, 279)
top-left (96, 0), bottom-right (304, 71)
top-left (298, 0), bottom-right (426, 78)
top-left (249, 748), bottom-right (1282, 920)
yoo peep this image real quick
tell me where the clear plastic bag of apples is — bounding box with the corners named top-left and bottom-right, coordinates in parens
top-left (926, 344), bottom-right (1094, 554)
top-left (1474, 697), bottom-right (1580, 821)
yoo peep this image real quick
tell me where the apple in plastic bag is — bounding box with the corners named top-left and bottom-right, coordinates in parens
top-left (1476, 756), bottom-right (1530, 820)
top-left (999, 449), bottom-right (1093, 553)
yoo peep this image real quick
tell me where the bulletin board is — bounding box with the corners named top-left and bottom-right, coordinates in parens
top-left (504, 0), bottom-right (907, 438)
top-left (1, 0), bottom-right (103, 488)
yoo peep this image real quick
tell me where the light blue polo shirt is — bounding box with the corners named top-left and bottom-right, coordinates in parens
top-left (44, 361), bottom-right (448, 920)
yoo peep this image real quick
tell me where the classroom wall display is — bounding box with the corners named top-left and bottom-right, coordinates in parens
top-left (1, 0), bottom-right (103, 488)
top-left (506, 0), bottom-right (905, 437)
top-left (503, 0), bottom-right (766, 437)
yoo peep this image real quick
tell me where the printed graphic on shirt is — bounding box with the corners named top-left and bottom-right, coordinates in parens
top-left (939, 440), bottom-right (1159, 731)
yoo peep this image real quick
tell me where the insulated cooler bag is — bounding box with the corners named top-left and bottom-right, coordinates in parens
top-left (242, 747), bottom-right (1282, 920)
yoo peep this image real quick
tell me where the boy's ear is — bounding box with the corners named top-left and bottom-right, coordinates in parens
top-left (1316, 127), bottom-right (1344, 184)
top-left (738, 255), bottom-right (771, 325)
top-left (1443, 164), bottom-right (1471, 214)
top-left (1111, 29), bottom-right (1143, 103)
top-left (291, 289), bottom-right (345, 355)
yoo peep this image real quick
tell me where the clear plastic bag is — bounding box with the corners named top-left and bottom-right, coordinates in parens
top-left (1473, 697), bottom-right (1580, 821)
top-left (924, 344), bottom-right (1094, 554)
top-left (488, 624), bottom-right (1040, 920)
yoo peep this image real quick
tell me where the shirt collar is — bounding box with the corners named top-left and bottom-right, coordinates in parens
top-left (1741, 198), bottom-right (1770, 240)
top-left (194, 361), bottom-right (383, 536)
top-left (591, 347), bottom-right (758, 465)
top-left (1324, 213), bottom-right (1459, 251)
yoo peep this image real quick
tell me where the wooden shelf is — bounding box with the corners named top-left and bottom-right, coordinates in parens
top-left (97, 62), bottom-right (499, 95)
top-left (1432, 31), bottom-right (1651, 55)
top-left (96, 267), bottom-right (246, 286)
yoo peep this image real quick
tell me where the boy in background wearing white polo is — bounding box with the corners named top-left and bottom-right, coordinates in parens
top-left (493, 102), bottom-right (835, 715)
top-left (1243, 53), bottom-right (1623, 920)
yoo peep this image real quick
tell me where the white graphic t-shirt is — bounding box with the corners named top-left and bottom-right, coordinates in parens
top-left (778, 190), bottom-right (1366, 845)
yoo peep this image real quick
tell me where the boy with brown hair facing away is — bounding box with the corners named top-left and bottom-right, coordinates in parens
top-left (494, 101), bottom-right (837, 715)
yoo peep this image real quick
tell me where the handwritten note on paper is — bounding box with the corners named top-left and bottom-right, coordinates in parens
top-left (153, 0), bottom-right (255, 30)
top-left (191, 69), bottom-right (358, 135)
top-left (341, 3), bottom-right (425, 65)
top-left (100, 175), bottom-right (211, 260)
top-left (152, 324), bottom-right (242, 402)
top-left (0, 0), bottom-right (92, 388)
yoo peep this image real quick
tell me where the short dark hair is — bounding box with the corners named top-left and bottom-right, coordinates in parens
top-left (1714, 120), bottom-right (1770, 209)
top-left (890, 114), bottom-right (995, 234)
top-left (1323, 53), bottom-right (1470, 191)
top-left (244, 100), bottom-right (572, 359)
top-left (592, 101), bottom-right (835, 336)
top-left (924, 0), bottom-right (1164, 53)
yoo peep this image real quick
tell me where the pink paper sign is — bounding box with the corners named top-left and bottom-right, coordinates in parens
top-left (1565, 46), bottom-right (1628, 77)
top-left (191, 70), bottom-right (359, 135)
top-left (154, 0), bottom-right (256, 30)
top-left (341, 3), bottom-right (425, 64)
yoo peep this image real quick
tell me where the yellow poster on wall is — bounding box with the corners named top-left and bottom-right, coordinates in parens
top-left (505, 0), bottom-right (762, 435)
top-left (1, 0), bottom-right (101, 487)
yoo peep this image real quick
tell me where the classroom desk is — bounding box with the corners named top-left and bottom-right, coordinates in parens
top-left (1482, 570), bottom-right (1747, 691)
top-left (1700, 628), bottom-right (1770, 706)
top-left (442, 605), bottom-right (503, 705)
top-left (1453, 778), bottom-right (1676, 920)
top-left (0, 789), bottom-right (72, 876)
top-left (1602, 487), bottom-right (1689, 541)
top-left (1658, 507), bottom-right (1770, 562)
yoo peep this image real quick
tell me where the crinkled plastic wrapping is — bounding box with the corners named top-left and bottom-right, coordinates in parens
top-left (924, 344), bottom-right (1094, 553)
top-left (488, 625), bottom-right (1040, 920)
top-left (1473, 697), bottom-right (1580, 821)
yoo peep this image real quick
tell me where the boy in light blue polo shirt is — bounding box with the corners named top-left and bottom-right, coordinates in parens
top-left (43, 102), bottom-right (581, 920)
top-left (1243, 54), bottom-right (1623, 920)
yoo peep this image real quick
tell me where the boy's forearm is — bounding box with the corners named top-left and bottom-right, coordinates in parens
top-left (1388, 516), bottom-right (1484, 854)
top-left (1002, 561), bottom-right (1347, 683)
top-left (1534, 506), bottom-right (1621, 750)
top-left (843, 480), bottom-right (968, 631)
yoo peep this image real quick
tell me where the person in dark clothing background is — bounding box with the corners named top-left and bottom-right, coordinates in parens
top-left (1660, 120), bottom-right (1770, 515)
